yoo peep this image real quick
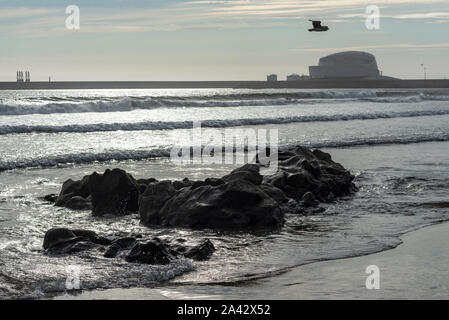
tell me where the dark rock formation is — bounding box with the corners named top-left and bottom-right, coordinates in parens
top-left (140, 178), bottom-right (283, 230)
top-left (173, 178), bottom-right (192, 190)
top-left (138, 147), bottom-right (354, 230)
top-left (137, 178), bottom-right (158, 185)
top-left (222, 164), bottom-right (263, 185)
top-left (42, 228), bottom-right (217, 263)
top-left (53, 146), bottom-right (355, 231)
top-left (138, 180), bottom-right (176, 225)
top-left (263, 147), bottom-right (355, 201)
top-left (184, 239), bottom-right (215, 261)
top-left (55, 176), bottom-right (91, 207)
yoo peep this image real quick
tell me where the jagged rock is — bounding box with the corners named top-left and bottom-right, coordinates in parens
top-left (259, 184), bottom-right (288, 204)
top-left (262, 146), bottom-right (355, 201)
top-left (139, 181), bottom-right (177, 225)
top-left (313, 149), bottom-right (332, 162)
top-left (222, 164), bottom-right (263, 185)
top-left (141, 179), bottom-right (283, 230)
top-left (184, 239), bottom-right (215, 261)
top-left (173, 178), bottom-right (192, 190)
top-left (137, 178), bottom-right (158, 185)
top-left (53, 146), bottom-right (355, 231)
top-left (191, 180), bottom-right (207, 189)
top-left (205, 178), bottom-right (224, 187)
top-left (125, 241), bottom-right (172, 265)
top-left (55, 175), bottom-right (92, 207)
top-left (88, 168), bottom-right (140, 216)
top-left (55, 169), bottom-right (140, 216)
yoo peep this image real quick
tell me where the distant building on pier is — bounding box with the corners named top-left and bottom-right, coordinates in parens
top-left (286, 74), bottom-right (309, 81)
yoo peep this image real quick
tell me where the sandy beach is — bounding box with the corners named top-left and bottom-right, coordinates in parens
top-left (55, 220), bottom-right (449, 300)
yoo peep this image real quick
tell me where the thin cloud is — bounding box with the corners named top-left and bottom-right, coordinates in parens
top-left (0, 7), bottom-right (59, 19)
top-left (339, 12), bottom-right (449, 19)
top-left (293, 43), bottom-right (449, 52)
top-left (2, 0), bottom-right (449, 36)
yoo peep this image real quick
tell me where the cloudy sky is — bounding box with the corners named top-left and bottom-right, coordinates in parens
top-left (1, 0), bottom-right (448, 80)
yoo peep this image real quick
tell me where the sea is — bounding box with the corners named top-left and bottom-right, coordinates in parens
top-left (0, 88), bottom-right (448, 299)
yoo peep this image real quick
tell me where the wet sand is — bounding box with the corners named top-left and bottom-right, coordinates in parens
top-left (55, 220), bottom-right (449, 300)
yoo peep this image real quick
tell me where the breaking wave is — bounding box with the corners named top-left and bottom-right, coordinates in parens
top-left (2, 133), bottom-right (449, 171)
top-left (2, 109), bottom-right (449, 134)
top-left (2, 90), bottom-right (449, 115)
top-left (0, 148), bottom-right (171, 172)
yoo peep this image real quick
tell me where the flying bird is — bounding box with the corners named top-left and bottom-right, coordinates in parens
top-left (308, 20), bottom-right (329, 32)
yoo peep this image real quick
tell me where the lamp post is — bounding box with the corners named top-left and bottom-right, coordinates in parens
top-left (421, 63), bottom-right (427, 80)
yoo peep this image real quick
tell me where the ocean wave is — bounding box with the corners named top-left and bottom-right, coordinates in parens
top-left (0, 255), bottom-right (195, 299)
top-left (2, 90), bottom-right (449, 115)
top-left (0, 149), bottom-right (171, 172)
top-left (2, 109), bottom-right (449, 134)
top-left (1, 134), bottom-right (449, 171)
top-left (301, 134), bottom-right (449, 149)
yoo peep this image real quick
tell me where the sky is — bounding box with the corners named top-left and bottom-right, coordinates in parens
top-left (1, 0), bottom-right (449, 81)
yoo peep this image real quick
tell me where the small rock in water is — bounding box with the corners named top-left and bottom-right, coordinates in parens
top-left (41, 194), bottom-right (58, 203)
top-left (103, 237), bottom-right (137, 258)
top-left (43, 228), bottom-right (89, 254)
top-left (184, 239), bottom-right (215, 261)
top-left (125, 242), bottom-right (172, 265)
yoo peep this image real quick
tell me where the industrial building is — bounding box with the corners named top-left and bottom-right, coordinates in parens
top-left (16, 71), bottom-right (30, 82)
top-left (309, 51), bottom-right (382, 79)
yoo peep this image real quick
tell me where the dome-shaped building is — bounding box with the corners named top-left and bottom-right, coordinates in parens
top-left (309, 51), bottom-right (381, 79)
